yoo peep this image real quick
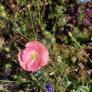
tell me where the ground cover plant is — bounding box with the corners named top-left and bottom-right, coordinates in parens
top-left (0, 0), bottom-right (92, 92)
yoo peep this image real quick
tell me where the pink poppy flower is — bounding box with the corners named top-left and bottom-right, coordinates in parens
top-left (18, 41), bottom-right (49, 71)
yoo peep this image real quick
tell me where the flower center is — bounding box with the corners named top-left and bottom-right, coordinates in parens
top-left (31, 53), bottom-right (38, 60)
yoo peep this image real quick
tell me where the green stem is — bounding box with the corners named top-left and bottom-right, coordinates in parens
top-left (37, 0), bottom-right (41, 24)
top-left (28, 6), bottom-right (37, 40)
top-left (68, 32), bottom-right (85, 53)
top-left (68, 32), bottom-right (92, 63)
top-left (0, 79), bottom-right (30, 84)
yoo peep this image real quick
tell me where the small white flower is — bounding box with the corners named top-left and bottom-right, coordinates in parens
top-left (57, 56), bottom-right (62, 62)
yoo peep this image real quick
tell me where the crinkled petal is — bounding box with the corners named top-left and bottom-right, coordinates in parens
top-left (26, 61), bottom-right (41, 71)
top-left (26, 41), bottom-right (49, 66)
top-left (26, 41), bottom-right (43, 48)
top-left (40, 47), bottom-right (49, 66)
top-left (18, 49), bottom-right (24, 63)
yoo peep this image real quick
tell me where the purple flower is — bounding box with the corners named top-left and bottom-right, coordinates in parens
top-left (78, 0), bottom-right (90, 2)
top-left (45, 84), bottom-right (53, 92)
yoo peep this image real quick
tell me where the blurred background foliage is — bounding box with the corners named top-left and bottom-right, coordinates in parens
top-left (0, 0), bottom-right (92, 92)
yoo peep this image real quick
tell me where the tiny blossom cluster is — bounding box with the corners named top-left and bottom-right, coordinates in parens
top-left (45, 84), bottom-right (53, 92)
